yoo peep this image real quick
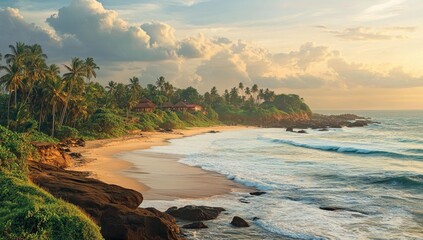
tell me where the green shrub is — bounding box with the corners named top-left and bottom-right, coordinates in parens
top-left (55, 126), bottom-right (79, 140)
top-left (160, 111), bottom-right (185, 130)
top-left (24, 130), bottom-right (58, 143)
top-left (86, 109), bottom-right (126, 138)
top-left (0, 126), bottom-right (35, 176)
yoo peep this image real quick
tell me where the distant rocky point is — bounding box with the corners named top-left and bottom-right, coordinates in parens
top-left (279, 113), bottom-right (378, 129)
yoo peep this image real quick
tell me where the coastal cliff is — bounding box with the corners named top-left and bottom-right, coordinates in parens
top-left (28, 161), bottom-right (183, 240)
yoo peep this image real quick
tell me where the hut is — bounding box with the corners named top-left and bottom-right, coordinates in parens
top-left (172, 101), bottom-right (188, 111)
top-left (186, 104), bottom-right (203, 112)
top-left (171, 101), bottom-right (203, 112)
top-left (161, 102), bottom-right (174, 111)
top-left (133, 98), bottom-right (156, 112)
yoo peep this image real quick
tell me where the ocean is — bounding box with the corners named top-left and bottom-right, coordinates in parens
top-left (140, 110), bottom-right (423, 239)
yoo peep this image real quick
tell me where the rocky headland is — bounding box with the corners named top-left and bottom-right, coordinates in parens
top-left (28, 141), bottom-right (184, 240)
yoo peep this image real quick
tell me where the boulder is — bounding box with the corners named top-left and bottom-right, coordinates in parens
top-left (249, 191), bottom-right (267, 196)
top-left (60, 138), bottom-right (86, 147)
top-left (28, 161), bottom-right (183, 240)
top-left (230, 216), bottom-right (249, 227)
top-left (286, 127), bottom-right (294, 132)
top-left (297, 130), bottom-right (308, 134)
top-left (69, 152), bottom-right (82, 159)
top-left (182, 222), bottom-right (208, 229)
top-left (166, 205), bottom-right (226, 221)
top-left (347, 120), bottom-right (368, 127)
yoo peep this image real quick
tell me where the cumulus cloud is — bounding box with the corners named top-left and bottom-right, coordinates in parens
top-left (196, 49), bottom-right (249, 90)
top-left (0, 8), bottom-right (61, 54)
top-left (273, 42), bottom-right (334, 70)
top-left (178, 33), bottom-right (218, 58)
top-left (46, 0), bottom-right (178, 61)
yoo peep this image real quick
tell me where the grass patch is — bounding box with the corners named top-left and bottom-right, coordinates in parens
top-left (0, 173), bottom-right (103, 240)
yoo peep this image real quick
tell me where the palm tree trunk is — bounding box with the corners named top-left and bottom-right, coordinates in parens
top-left (38, 104), bottom-right (43, 132)
top-left (59, 83), bottom-right (73, 128)
top-left (7, 93), bottom-right (11, 129)
top-left (14, 85), bottom-right (17, 108)
top-left (51, 103), bottom-right (56, 137)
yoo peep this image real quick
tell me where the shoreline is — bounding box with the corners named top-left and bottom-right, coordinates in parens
top-left (68, 125), bottom-right (254, 200)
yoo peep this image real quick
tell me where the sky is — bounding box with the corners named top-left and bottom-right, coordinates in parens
top-left (0, 0), bottom-right (422, 110)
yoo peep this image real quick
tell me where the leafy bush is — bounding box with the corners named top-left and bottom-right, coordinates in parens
top-left (55, 126), bottom-right (79, 140)
top-left (0, 173), bottom-right (102, 240)
top-left (206, 106), bottom-right (219, 121)
top-left (86, 109), bottom-right (126, 138)
top-left (0, 126), bottom-right (35, 176)
top-left (160, 111), bottom-right (185, 130)
top-left (24, 130), bottom-right (58, 143)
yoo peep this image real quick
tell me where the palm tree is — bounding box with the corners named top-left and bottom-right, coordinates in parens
top-left (0, 63), bottom-right (24, 127)
top-left (258, 89), bottom-right (264, 104)
top-left (59, 58), bottom-right (87, 127)
top-left (46, 77), bottom-right (65, 137)
top-left (84, 57), bottom-right (99, 82)
top-left (238, 82), bottom-right (244, 100)
top-left (251, 84), bottom-right (258, 104)
top-left (163, 81), bottom-right (174, 100)
top-left (4, 42), bottom-right (27, 65)
top-left (156, 76), bottom-right (166, 92)
top-left (106, 81), bottom-right (117, 94)
top-left (245, 87), bottom-right (251, 96)
top-left (23, 44), bottom-right (48, 105)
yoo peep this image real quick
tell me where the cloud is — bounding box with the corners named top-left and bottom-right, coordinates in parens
top-left (196, 49), bottom-right (249, 90)
top-left (178, 33), bottom-right (218, 58)
top-left (0, 7), bottom-right (61, 54)
top-left (317, 26), bottom-right (415, 41)
top-left (273, 42), bottom-right (334, 70)
top-left (331, 27), bottom-right (409, 41)
top-left (328, 58), bottom-right (423, 88)
top-left (358, 0), bottom-right (407, 21)
top-left (46, 0), bottom-right (178, 61)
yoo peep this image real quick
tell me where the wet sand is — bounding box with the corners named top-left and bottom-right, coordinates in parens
top-left (68, 126), bottom-right (254, 200)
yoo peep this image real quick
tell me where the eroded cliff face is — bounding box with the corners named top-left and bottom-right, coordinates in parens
top-left (30, 142), bottom-right (73, 168)
top-left (27, 140), bottom-right (184, 240)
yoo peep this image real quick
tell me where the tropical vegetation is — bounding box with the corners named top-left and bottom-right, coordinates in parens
top-left (0, 42), bottom-right (311, 140)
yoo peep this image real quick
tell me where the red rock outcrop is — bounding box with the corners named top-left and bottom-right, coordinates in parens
top-left (31, 142), bottom-right (73, 168)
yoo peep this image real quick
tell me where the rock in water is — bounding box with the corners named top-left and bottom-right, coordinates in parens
top-left (297, 130), bottom-right (308, 134)
top-left (182, 222), bottom-right (208, 229)
top-left (166, 205), bottom-right (226, 221)
top-left (286, 127), bottom-right (294, 132)
top-left (249, 191), bottom-right (267, 196)
top-left (230, 216), bottom-right (250, 227)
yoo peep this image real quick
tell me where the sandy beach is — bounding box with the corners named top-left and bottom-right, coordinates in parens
top-left (68, 126), bottom-right (254, 200)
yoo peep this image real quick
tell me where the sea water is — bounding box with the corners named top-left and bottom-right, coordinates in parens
top-left (139, 110), bottom-right (423, 239)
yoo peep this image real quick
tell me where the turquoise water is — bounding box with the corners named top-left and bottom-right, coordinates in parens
top-left (141, 111), bottom-right (423, 239)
